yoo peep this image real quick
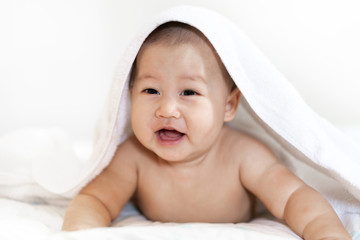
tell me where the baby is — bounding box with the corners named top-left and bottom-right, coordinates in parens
top-left (62, 22), bottom-right (351, 239)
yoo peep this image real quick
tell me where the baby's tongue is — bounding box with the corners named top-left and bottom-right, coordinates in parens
top-left (159, 129), bottom-right (183, 141)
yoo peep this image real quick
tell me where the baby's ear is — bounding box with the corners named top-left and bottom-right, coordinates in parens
top-left (224, 88), bottom-right (241, 122)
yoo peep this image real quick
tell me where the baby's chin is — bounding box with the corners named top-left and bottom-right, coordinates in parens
top-left (153, 150), bottom-right (190, 163)
top-left (152, 148), bottom-right (210, 167)
top-left (137, 134), bottom-right (204, 164)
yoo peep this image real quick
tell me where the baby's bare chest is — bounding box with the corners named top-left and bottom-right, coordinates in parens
top-left (133, 162), bottom-right (253, 223)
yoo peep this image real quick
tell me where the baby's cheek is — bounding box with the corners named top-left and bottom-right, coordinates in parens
top-left (131, 108), bottom-right (147, 135)
top-left (191, 104), bottom-right (217, 135)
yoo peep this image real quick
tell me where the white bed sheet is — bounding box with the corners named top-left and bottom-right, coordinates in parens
top-left (0, 198), bottom-right (301, 240)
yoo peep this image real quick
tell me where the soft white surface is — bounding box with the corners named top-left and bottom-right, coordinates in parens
top-left (1, 198), bottom-right (360, 239)
top-left (0, 198), bottom-right (301, 240)
top-left (0, 128), bottom-right (80, 205)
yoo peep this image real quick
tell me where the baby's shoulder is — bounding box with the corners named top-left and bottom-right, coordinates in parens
top-left (222, 126), bottom-right (275, 161)
top-left (112, 135), bottom-right (153, 165)
top-left (116, 135), bottom-right (143, 153)
top-left (223, 126), bottom-right (263, 148)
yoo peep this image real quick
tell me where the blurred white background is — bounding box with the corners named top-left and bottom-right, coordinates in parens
top-left (1, 0), bottom-right (360, 142)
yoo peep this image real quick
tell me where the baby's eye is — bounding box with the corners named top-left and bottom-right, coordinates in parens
top-left (180, 89), bottom-right (198, 96)
top-left (143, 88), bottom-right (159, 95)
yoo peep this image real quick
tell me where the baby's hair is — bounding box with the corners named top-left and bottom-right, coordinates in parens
top-left (129, 21), bottom-right (236, 91)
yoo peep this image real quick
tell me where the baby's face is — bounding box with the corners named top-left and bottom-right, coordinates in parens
top-left (131, 42), bottom-right (232, 162)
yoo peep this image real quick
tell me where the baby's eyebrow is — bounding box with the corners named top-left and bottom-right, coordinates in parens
top-left (135, 74), bottom-right (159, 82)
top-left (135, 74), bottom-right (207, 84)
top-left (179, 74), bottom-right (207, 83)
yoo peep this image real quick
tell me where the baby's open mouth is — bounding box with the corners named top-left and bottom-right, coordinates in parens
top-left (156, 129), bottom-right (185, 142)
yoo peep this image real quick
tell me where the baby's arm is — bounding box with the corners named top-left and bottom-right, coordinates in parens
top-left (240, 140), bottom-right (351, 239)
top-left (62, 140), bottom-right (138, 231)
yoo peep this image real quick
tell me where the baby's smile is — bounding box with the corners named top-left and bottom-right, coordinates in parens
top-left (156, 128), bottom-right (186, 145)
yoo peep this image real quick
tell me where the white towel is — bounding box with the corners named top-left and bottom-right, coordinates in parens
top-left (33, 5), bottom-right (360, 228)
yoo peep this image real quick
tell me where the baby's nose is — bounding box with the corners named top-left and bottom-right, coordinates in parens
top-left (155, 97), bottom-right (181, 119)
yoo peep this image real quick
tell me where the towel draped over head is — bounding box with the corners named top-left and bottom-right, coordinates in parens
top-left (34, 5), bottom-right (360, 226)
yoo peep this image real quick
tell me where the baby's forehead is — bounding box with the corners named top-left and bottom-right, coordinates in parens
top-left (136, 43), bottom-right (216, 82)
top-left (138, 39), bottom-right (215, 63)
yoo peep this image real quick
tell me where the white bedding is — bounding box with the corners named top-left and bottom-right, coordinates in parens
top-left (0, 198), bottom-right (301, 240)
